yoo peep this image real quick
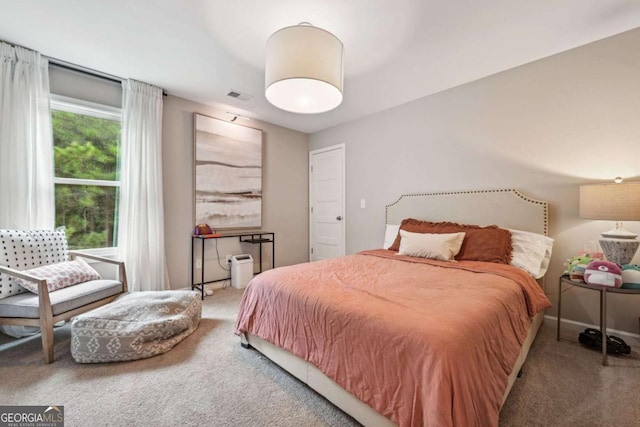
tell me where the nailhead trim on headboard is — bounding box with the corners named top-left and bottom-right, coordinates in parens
top-left (385, 189), bottom-right (548, 236)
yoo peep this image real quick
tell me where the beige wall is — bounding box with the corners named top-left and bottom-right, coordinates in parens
top-left (310, 29), bottom-right (640, 334)
top-left (163, 96), bottom-right (309, 290)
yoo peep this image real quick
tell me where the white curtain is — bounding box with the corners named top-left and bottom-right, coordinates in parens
top-left (0, 42), bottom-right (54, 229)
top-left (118, 79), bottom-right (168, 292)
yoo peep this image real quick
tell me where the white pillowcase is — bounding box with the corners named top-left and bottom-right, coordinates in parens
top-left (383, 224), bottom-right (400, 249)
top-left (397, 230), bottom-right (466, 261)
top-left (509, 229), bottom-right (554, 279)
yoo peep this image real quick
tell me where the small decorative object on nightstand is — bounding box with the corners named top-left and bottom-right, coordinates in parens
top-left (579, 178), bottom-right (640, 265)
top-left (583, 260), bottom-right (622, 288)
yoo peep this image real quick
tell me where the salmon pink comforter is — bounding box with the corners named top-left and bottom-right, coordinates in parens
top-left (235, 249), bottom-right (551, 426)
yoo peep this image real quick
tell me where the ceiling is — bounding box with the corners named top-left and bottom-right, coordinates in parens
top-left (1, 0), bottom-right (640, 134)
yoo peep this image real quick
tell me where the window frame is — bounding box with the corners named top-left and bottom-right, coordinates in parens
top-left (50, 94), bottom-right (122, 257)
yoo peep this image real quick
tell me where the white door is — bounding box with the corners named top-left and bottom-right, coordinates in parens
top-left (309, 144), bottom-right (345, 261)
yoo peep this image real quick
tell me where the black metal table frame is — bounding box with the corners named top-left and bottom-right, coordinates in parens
top-left (557, 274), bottom-right (640, 365)
top-left (191, 232), bottom-right (275, 299)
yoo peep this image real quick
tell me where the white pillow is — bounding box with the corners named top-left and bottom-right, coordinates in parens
top-left (383, 224), bottom-right (400, 249)
top-left (397, 230), bottom-right (466, 261)
top-left (509, 229), bottom-right (554, 279)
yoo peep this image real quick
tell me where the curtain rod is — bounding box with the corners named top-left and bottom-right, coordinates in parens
top-left (2, 40), bottom-right (166, 95)
top-left (46, 56), bottom-right (168, 96)
top-left (46, 56), bottom-right (123, 84)
top-left (0, 40), bottom-right (118, 83)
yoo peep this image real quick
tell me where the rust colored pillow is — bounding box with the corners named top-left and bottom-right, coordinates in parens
top-left (388, 218), bottom-right (513, 264)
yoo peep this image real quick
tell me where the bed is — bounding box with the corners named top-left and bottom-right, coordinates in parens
top-left (235, 189), bottom-right (552, 426)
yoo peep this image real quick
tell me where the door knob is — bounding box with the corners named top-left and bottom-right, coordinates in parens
top-left (336, 216), bottom-right (342, 221)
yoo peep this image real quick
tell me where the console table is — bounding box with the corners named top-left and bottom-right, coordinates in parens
top-left (191, 232), bottom-right (275, 299)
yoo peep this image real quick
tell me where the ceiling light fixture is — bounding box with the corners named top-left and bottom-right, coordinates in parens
top-left (265, 22), bottom-right (344, 114)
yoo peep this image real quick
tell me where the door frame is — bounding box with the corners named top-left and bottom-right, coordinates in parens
top-left (309, 143), bottom-right (346, 260)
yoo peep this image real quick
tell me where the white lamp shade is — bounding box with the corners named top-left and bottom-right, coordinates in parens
top-left (579, 183), bottom-right (640, 221)
top-left (265, 24), bottom-right (344, 114)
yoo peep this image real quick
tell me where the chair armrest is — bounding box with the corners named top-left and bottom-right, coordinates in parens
top-left (68, 251), bottom-right (129, 293)
top-left (68, 251), bottom-right (124, 266)
top-left (0, 265), bottom-right (47, 285)
top-left (0, 265), bottom-right (53, 302)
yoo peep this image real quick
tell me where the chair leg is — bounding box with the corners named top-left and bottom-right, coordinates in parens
top-left (40, 322), bottom-right (54, 364)
top-left (38, 285), bottom-right (55, 364)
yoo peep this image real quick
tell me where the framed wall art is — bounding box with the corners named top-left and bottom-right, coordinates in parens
top-left (193, 113), bottom-right (263, 229)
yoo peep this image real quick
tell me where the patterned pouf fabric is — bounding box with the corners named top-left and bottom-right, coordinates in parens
top-left (71, 290), bottom-right (201, 363)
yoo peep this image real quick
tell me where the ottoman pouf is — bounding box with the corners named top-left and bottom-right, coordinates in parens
top-left (71, 290), bottom-right (201, 363)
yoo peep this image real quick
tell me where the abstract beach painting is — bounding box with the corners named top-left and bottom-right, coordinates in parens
top-left (193, 114), bottom-right (262, 229)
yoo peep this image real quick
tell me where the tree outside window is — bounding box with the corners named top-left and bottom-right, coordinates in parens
top-left (51, 97), bottom-right (121, 250)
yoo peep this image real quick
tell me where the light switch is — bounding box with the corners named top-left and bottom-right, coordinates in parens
top-left (360, 199), bottom-right (366, 208)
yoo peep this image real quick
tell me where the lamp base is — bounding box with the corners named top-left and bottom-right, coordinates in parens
top-left (601, 222), bottom-right (637, 239)
top-left (599, 238), bottom-right (640, 265)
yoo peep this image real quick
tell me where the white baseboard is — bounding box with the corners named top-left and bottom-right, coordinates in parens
top-left (545, 315), bottom-right (640, 346)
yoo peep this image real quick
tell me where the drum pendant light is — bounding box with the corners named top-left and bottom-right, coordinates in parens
top-left (265, 23), bottom-right (344, 114)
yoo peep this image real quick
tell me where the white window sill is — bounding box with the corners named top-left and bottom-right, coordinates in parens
top-left (71, 247), bottom-right (118, 262)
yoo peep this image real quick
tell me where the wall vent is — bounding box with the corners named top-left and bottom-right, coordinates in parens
top-left (227, 89), bottom-right (253, 102)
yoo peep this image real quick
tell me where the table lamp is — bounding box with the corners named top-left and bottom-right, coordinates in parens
top-left (579, 179), bottom-right (640, 265)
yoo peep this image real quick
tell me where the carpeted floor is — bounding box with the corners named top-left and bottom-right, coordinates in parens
top-left (1, 287), bottom-right (638, 426)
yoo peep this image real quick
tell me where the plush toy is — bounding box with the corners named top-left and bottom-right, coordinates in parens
top-left (584, 260), bottom-right (623, 288)
top-left (577, 250), bottom-right (604, 260)
top-left (566, 254), bottom-right (595, 282)
top-left (621, 264), bottom-right (640, 289)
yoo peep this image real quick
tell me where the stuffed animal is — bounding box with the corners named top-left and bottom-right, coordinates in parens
top-left (566, 254), bottom-right (595, 282)
top-left (584, 260), bottom-right (623, 288)
top-left (577, 250), bottom-right (604, 260)
top-left (621, 264), bottom-right (640, 289)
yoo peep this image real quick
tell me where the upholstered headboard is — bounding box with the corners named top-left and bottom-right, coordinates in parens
top-left (385, 189), bottom-right (548, 236)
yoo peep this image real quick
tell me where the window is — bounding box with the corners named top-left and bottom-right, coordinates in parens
top-left (51, 96), bottom-right (121, 251)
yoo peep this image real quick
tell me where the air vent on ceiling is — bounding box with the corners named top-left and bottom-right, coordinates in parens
top-left (227, 89), bottom-right (253, 102)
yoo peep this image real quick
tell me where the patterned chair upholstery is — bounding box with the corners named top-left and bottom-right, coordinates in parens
top-left (0, 229), bottom-right (128, 363)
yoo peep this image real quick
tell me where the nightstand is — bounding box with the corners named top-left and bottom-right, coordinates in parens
top-left (556, 275), bottom-right (640, 365)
